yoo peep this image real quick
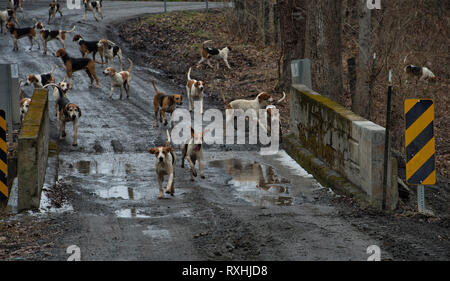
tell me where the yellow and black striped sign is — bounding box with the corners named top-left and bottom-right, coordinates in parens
top-left (405, 99), bottom-right (436, 185)
top-left (0, 110), bottom-right (8, 200)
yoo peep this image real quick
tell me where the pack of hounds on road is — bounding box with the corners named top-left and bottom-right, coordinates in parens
top-left (5, 1), bottom-right (438, 200)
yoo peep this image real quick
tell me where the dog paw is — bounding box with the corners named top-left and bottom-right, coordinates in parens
top-left (201, 175), bottom-right (205, 179)
top-left (72, 143), bottom-right (78, 147)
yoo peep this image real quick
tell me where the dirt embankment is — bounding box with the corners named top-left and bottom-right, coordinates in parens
top-left (118, 10), bottom-right (288, 132)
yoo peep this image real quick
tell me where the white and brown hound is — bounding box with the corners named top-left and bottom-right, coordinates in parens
top-left (6, 22), bottom-right (40, 51)
top-left (148, 130), bottom-right (176, 199)
top-left (181, 127), bottom-right (208, 181)
top-left (83, 0), bottom-right (103, 22)
top-left (197, 40), bottom-right (232, 69)
top-left (0, 8), bottom-right (19, 34)
top-left (57, 96), bottom-right (81, 146)
top-left (48, 1), bottom-right (63, 24)
top-left (34, 21), bottom-right (75, 55)
top-left (97, 39), bottom-right (123, 69)
top-left (24, 65), bottom-right (57, 89)
top-left (224, 91), bottom-right (285, 132)
top-left (102, 58), bottom-right (133, 99)
top-left (186, 67), bottom-right (206, 114)
top-left (8, 0), bottom-right (24, 19)
top-left (19, 82), bottom-right (31, 122)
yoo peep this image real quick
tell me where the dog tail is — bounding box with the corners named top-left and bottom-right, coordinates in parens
top-left (187, 67), bottom-right (192, 81)
top-left (166, 129), bottom-right (171, 145)
top-left (220, 91), bottom-right (232, 109)
top-left (43, 83), bottom-right (64, 99)
top-left (50, 65), bottom-right (58, 75)
top-left (94, 60), bottom-right (105, 65)
top-left (151, 79), bottom-right (159, 94)
top-left (67, 26), bottom-right (76, 33)
top-left (127, 58), bottom-right (133, 73)
top-left (274, 92), bottom-right (286, 104)
top-left (202, 40), bottom-right (213, 49)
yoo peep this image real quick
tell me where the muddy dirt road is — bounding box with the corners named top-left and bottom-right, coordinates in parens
top-left (1, 1), bottom-right (389, 261)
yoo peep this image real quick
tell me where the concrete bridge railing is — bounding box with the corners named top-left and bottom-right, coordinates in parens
top-left (285, 84), bottom-right (398, 209)
top-left (17, 89), bottom-right (49, 211)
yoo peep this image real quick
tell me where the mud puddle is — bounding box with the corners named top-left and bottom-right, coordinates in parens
top-left (208, 158), bottom-right (295, 207)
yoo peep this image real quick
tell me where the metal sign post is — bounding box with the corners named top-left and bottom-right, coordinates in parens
top-left (417, 185), bottom-right (425, 213)
top-left (164, 0), bottom-right (167, 13)
top-left (382, 70), bottom-right (393, 210)
top-left (404, 99), bottom-right (436, 214)
top-left (206, 0), bottom-right (209, 13)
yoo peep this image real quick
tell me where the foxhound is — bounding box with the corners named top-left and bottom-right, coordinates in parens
top-left (152, 80), bottom-right (183, 127)
top-left (44, 80), bottom-right (70, 119)
top-left (19, 84), bottom-right (31, 122)
top-left (102, 58), bottom-right (133, 99)
top-left (97, 39), bottom-right (123, 69)
top-left (34, 21), bottom-right (75, 55)
top-left (73, 34), bottom-right (104, 65)
top-left (8, 0), bottom-right (24, 19)
top-left (186, 67), bottom-right (206, 114)
top-left (224, 91), bottom-right (285, 132)
top-left (181, 127), bottom-right (207, 181)
top-left (197, 40), bottom-right (232, 69)
top-left (404, 65), bottom-right (438, 83)
top-left (57, 96), bottom-right (82, 146)
top-left (24, 65), bottom-right (57, 89)
top-left (0, 8), bottom-right (19, 34)
top-left (48, 1), bottom-right (63, 24)
top-left (83, 0), bottom-right (103, 22)
top-left (6, 22), bottom-right (40, 51)
top-left (54, 48), bottom-right (101, 89)
top-left (148, 130), bottom-right (176, 199)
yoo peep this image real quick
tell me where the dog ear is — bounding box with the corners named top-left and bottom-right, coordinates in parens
top-left (190, 126), bottom-right (195, 137)
top-left (77, 106), bottom-right (81, 117)
top-left (147, 148), bottom-right (157, 155)
top-left (164, 146), bottom-right (174, 154)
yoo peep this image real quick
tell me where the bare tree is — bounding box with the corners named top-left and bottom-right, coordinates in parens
top-left (305, 0), bottom-right (345, 104)
top-left (352, 0), bottom-right (371, 118)
top-left (276, 0), bottom-right (307, 92)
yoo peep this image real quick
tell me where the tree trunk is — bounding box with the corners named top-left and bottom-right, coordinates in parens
top-left (305, 0), bottom-right (344, 104)
top-left (276, 0), bottom-right (307, 92)
top-left (352, 0), bottom-right (371, 118)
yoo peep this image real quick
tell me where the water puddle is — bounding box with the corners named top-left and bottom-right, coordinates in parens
top-left (95, 186), bottom-right (142, 200)
top-left (142, 226), bottom-right (170, 239)
top-left (115, 208), bottom-right (151, 218)
top-left (73, 160), bottom-right (133, 176)
top-left (209, 159), bottom-right (294, 206)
